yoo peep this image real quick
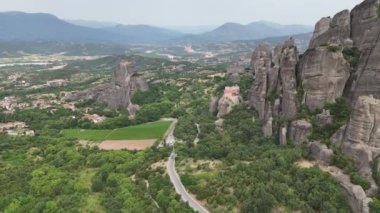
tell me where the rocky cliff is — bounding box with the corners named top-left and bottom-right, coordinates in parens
top-left (244, 0), bottom-right (380, 210)
top-left (248, 38), bottom-right (299, 136)
top-left (67, 60), bottom-right (148, 115)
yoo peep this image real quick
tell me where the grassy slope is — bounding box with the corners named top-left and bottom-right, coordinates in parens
top-left (62, 121), bottom-right (172, 141)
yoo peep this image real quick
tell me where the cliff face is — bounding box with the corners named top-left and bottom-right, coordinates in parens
top-left (309, 10), bottom-right (351, 49)
top-left (349, 0), bottom-right (380, 102)
top-left (345, 96), bottom-right (380, 147)
top-left (68, 60), bottom-right (148, 115)
top-left (248, 38), bottom-right (299, 136)
top-left (298, 47), bottom-right (350, 111)
top-left (340, 96), bottom-right (380, 195)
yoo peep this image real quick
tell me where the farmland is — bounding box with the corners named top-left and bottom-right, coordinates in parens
top-left (62, 120), bottom-right (173, 141)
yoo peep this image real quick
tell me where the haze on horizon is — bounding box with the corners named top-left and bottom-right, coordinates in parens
top-left (1, 0), bottom-right (362, 27)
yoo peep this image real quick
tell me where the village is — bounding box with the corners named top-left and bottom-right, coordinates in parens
top-left (0, 83), bottom-right (107, 136)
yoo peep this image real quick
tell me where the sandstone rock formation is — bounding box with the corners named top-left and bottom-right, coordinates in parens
top-left (298, 47), bottom-right (350, 111)
top-left (226, 63), bottom-right (245, 83)
top-left (249, 43), bottom-right (272, 122)
top-left (309, 10), bottom-right (351, 49)
top-left (67, 61), bottom-right (148, 115)
top-left (316, 110), bottom-right (332, 127)
top-left (345, 96), bottom-right (380, 146)
top-left (319, 165), bottom-right (372, 213)
top-left (209, 96), bottom-right (220, 115)
top-left (279, 126), bottom-right (287, 146)
top-left (278, 38), bottom-right (299, 119)
top-left (248, 38), bottom-right (299, 136)
top-left (339, 96), bottom-right (380, 195)
top-left (309, 141), bottom-right (333, 164)
top-left (330, 125), bottom-right (346, 146)
top-left (288, 120), bottom-right (312, 145)
top-left (216, 86), bottom-right (242, 118)
top-left (349, 0), bottom-right (380, 102)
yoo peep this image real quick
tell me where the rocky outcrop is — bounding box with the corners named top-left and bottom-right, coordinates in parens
top-left (309, 141), bottom-right (333, 164)
top-left (298, 47), bottom-right (350, 111)
top-left (316, 110), bottom-right (332, 127)
top-left (226, 63), bottom-right (245, 83)
top-left (279, 126), bottom-right (287, 146)
top-left (348, 0), bottom-right (380, 103)
top-left (330, 125), bottom-right (346, 146)
top-left (248, 38), bottom-right (299, 136)
top-left (209, 96), bottom-right (219, 115)
top-left (278, 38), bottom-right (299, 119)
top-left (345, 96), bottom-right (380, 147)
top-left (216, 86), bottom-right (242, 118)
top-left (249, 44), bottom-right (273, 121)
top-left (67, 61), bottom-right (148, 115)
top-left (309, 10), bottom-right (351, 49)
top-left (288, 120), bottom-right (312, 145)
top-left (319, 165), bottom-right (372, 213)
top-left (340, 96), bottom-right (380, 195)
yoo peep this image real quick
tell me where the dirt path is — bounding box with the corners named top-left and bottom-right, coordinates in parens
top-left (99, 139), bottom-right (156, 150)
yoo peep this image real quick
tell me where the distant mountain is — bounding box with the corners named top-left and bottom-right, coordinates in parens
top-left (0, 12), bottom-right (312, 45)
top-left (66, 19), bottom-right (118, 28)
top-left (0, 12), bottom-right (183, 44)
top-left (0, 12), bottom-right (130, 43)
top-left (164, 25), bottom-right (218, 34)
top-left (176, 21), bottom-right (313, 43)
top-left (102, 25), bottom-right (184, 43)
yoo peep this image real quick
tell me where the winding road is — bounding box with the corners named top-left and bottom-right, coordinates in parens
top-left (166, 151), bottom-right (209, 213)
top-left (163, 120), bottom-right (208, 213)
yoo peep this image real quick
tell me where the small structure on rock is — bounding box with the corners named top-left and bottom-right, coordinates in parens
top-left (216, 86), bottom-right (242, 118)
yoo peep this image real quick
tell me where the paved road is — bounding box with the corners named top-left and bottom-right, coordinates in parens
top-left (166, 151), bottom-right (209, 213)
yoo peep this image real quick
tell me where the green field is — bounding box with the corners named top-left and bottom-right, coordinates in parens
top-left (63, 120), bottom-right (172, 141)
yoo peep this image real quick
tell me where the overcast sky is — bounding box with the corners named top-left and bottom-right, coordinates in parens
top-left (1, 0), bottom-right (363, 26)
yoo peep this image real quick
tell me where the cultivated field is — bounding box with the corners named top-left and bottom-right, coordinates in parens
top-left (63, 120), bottom-right (173, 150)
top-left (63, 121), bottom-right (172, 141)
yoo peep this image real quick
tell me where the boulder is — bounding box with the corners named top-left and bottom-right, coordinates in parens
top-left (215, 119), bottom-right (224, 131)
top-left (288, 120), bottom-right (312, 145)
top-left (330, 125), bottom-right (347, 145)
top-left (309, 141), bottom-right (333, 164)
top-left (209, 96), bottom-right (220, 115)
top-left (316, 109), bottom-right (332, 127)
top-left (298, 47), bottom-right (350, 111)
top-left (279, 126), bottom-right (287, 146)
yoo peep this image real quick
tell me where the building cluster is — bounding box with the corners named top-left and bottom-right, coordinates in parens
top-left (0, 122), bottom-right (34, 136)
top-left (0, 96), bottom-right (29, 114)
top-left (46, 79), bottom-right (69, 87)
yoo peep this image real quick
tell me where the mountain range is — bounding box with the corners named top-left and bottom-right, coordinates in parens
top-left (0, 12), bottom-right (313, 44)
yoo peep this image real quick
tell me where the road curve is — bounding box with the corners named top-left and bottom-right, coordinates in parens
top-left (166, 151), bottom-right (209, 213)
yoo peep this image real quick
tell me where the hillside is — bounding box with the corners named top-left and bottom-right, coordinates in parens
top-left (102, 24), bottom-right (184, 43)
top-left (176, 21), bottom-right (313, 43)
top-left (0, 12), bottom-right (129, 43)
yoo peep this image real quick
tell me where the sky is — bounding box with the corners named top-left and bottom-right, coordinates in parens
top-left (0, 0), bottom-right (363, 27)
